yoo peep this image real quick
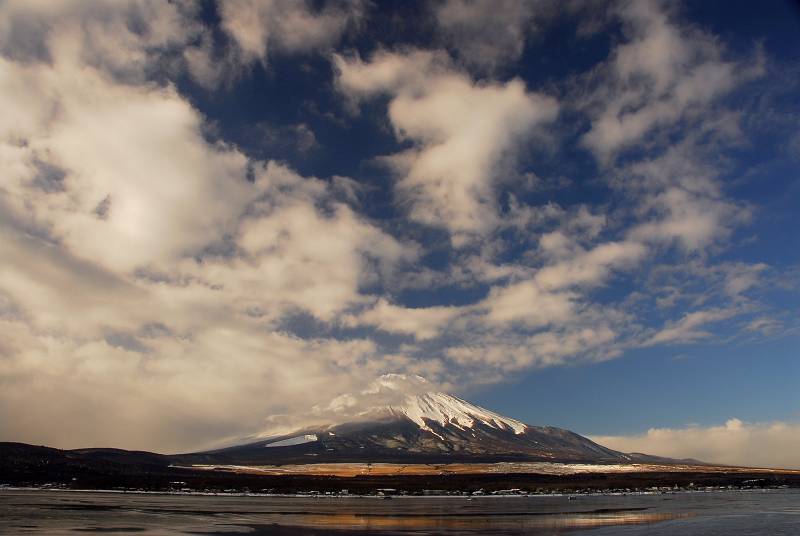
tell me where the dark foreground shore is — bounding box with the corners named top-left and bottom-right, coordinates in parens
top-left (4, 464), bottom-right (800, 496)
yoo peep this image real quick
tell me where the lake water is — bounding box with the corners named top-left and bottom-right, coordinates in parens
top-left (1, 488), bottom-right (798, 535)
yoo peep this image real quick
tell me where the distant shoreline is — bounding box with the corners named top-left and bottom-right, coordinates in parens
top-left (1, 485), bottom-right (793, 499)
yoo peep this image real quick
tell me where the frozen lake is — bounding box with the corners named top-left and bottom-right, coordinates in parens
top-left (1, 488), bottom-right (798, 534)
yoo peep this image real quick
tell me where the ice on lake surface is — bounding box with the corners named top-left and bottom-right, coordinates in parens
top-left (1, 488), bottom-right (798, 535)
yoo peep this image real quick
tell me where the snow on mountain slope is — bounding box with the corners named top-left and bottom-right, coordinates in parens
top-left (388, 391), bottom-right (527, 435)
top-left (253, 374), bottom-right (529, 444)
top-left (330, 374), bottom-right (529, 435)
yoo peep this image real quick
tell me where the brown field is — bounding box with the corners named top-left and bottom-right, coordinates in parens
top-left (180, 462), bottom-right (800, 478)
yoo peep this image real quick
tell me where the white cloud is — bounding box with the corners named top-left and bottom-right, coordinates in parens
top-left (334, 50), bottom-right (558, 244)
top-left (1, 59), bottom-right (260, 273)
top-left (481, 281), bottom-right (576, 328)
top-left (534, 240), bottom-right (647, 290)
top-left (630, 187), bottom-right (740, 252)
top-left (344, 299), bottom-right (460, 340)
top-left (475, 239), bottom-right (645, 331)
top-left (0, 313), bottom-right (385, 451)
top-left (744, 317), bottom-right (783, 336)
top-left (581, 0), bottom-right (762, 162)
top-left (434, 0), bottom-right (545, 72)
top-left (447, 324), bottom-right (618, 374)
top-left (722, 262), bottom-right (768, 297)
top-left (592, 419), bottom-right (800, 469)
top-left (201, 191), bottom-right (410, 322)
top-left (0, 0), bottom-right (206, 83)
top-left (614, 131), bottom-right (751, 253)
top-left (0, 0), bottom-right (364, 89)
top-left (219, 0), bottom-right (362, 66)
top-left (645, 308), bottom-right (736, 345)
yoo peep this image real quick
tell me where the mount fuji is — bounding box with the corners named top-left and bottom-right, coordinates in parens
top-left (178, 375), bottom-right (683, 466)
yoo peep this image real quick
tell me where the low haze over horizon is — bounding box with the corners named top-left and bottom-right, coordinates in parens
top-left (0, 0), bottom-right (798, 468)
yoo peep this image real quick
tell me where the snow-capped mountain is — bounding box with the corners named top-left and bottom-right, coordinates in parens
top-left (387, 390), bottom-right (528, 437)
top-left (182, 375), bottom-right (673, 465)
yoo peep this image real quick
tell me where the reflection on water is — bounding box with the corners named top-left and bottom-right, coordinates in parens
top-left (0, 489), bottom-right (797, 535)
top-left (294, 509), bottom-right (691, 532)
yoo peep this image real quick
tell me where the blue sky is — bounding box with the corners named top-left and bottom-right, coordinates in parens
top-left (0, 0), bottom-right (798, 464)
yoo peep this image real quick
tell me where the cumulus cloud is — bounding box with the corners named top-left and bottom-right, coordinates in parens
top-left (592, 419), bottom-right (800, 469)
top-left (334, 49), bottom-right (558, 244)
top-left (0, 0), bottom-right (203, 81)
top-left (434, 0), bottom-right (547, 72)
top-left (1, 60), bottom-right (259, 273)
top-left (219, 0), bottom-right (363, 67)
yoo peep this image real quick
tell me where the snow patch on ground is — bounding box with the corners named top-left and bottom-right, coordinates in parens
top-left (265, 434), bottom-right (318, 448)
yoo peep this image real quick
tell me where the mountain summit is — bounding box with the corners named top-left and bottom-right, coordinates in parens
top-left (386, 390), bottom-right (528, 437)
top-left (185, 375), bottom-right (673, 465)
